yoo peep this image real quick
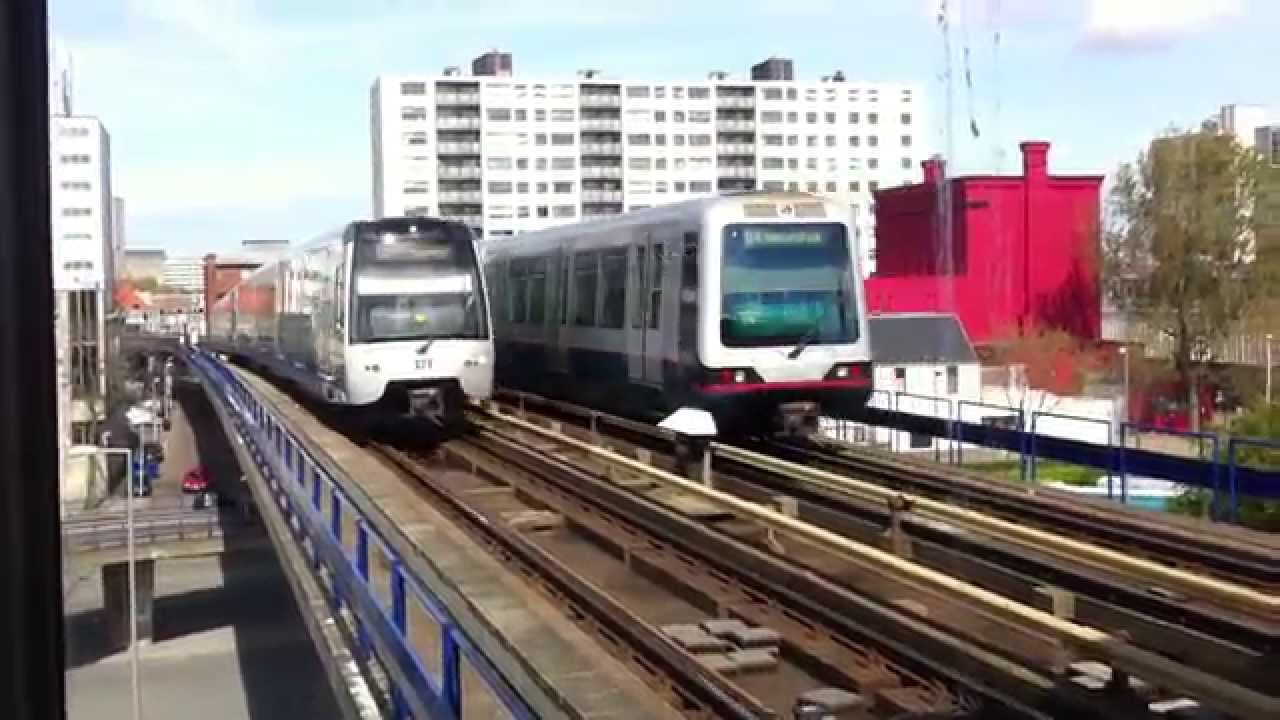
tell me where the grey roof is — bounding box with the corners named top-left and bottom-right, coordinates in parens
top-left (868, 313), bottom-right (978, 365)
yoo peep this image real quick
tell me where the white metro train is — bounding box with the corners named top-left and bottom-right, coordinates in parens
top-left (483, 192), bottom-right (874, 436)
top-left (205, 217), bottom-right (494, 426)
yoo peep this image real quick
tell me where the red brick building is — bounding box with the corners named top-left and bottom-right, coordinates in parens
top-left (865, 141), bottom-right (1104, 345)
top-left (201, 254), bottom-right (261, 334)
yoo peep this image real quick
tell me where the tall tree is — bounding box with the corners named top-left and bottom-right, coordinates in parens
top-left (1104, 127), bottom-right (1274, 431)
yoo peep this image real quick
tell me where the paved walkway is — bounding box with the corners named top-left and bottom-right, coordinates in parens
top-left (63, 371), bottom-right (339, 719)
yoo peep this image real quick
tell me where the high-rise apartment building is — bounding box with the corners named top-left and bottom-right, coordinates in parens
top-left (49, 115), bottom-right (115, 448)
top-left (370, 53), bottom-right (925, 272)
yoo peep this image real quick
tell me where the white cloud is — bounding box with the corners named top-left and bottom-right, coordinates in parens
top-left (1081, 0), bottom-right (1244, 49)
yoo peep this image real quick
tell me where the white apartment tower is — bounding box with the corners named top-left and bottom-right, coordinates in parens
top-left (370, 53), bottom-right (925, 272)
top-left (49, 115), bottom-right (115, 449)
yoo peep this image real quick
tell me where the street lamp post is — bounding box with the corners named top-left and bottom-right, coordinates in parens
top-left (1266, 333), bottom-right (1273, 405)
top-left (98, 433), bottom-right (140, 720)
top-left (1119, 347), bottom-right (1131, 426)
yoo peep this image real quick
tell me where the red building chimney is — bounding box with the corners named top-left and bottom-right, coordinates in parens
top-left (1020, 141), bottom-right (1050, 180)
top-left (921, 155), bottom-right (944, 185)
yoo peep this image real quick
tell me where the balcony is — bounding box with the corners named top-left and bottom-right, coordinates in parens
top-left (581, 166), bottom-right (623, 179)
top-left (442, 214), bottom-right (483, 227)
top-left (583, 209), bottom-right (623, 219)
top-left (581, 190), bottom-right (623, 203)
top-left (718, 166), bottom-right (756, 179)
top-left (580, 118), bottom-right (622, 131)
top-left (436, 92), bottom-right (481, 106)
top-left (716, 96), bottom-right (754, 109)
top-left (716, 143), bottom-right (755, 156)
top-left (437, 190), bottom-right (482, 203)
top-left (580, 142), bottom-right (623, 156)
top-left (436, 142), bottom-right (481, 155)
top-left (437, 165), bottom-right (482, 179)
top-left (580, 94), bottom-right (621, 107)
top-left (716, 119), bottom-right (755, 132)
top-left (436, 116), bottom-right (481, 130)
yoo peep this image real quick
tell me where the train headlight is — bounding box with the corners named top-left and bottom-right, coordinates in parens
top-left (707, 367), bottom-right (762, 386)
top-left (825, 362), bottom-right (871, 383)
top-left (733, 370), bottom-right (747, 384)
top-left (834, 366), bottom-right (850, 378)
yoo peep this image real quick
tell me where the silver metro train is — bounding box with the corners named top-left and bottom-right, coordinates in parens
top-left (483, 192), bottom-right (874, 436)
top-left (205, 217), bottom-right (494, 427)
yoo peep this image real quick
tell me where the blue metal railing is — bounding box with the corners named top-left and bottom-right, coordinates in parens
top-left (188, 349), bottom-right (534, 720)
top-left (852, 398), bottom-right (1280, 520)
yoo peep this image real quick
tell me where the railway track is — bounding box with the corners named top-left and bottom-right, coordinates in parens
top-left (370, 428), bottom-right (1036, 718)
top-left (486, 389), bottom-right (1280, 718)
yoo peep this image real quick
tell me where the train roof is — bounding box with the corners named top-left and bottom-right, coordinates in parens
top-left (480, 191), bottom-right (849, 260)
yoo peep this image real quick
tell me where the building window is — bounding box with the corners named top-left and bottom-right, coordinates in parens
top-left (825, 112), bottom-right (836, 124)
top-left (787, 112), bottom-right (798, 123)
top-left (405, 205), bottom-right (430, 216)
top-left (517, 181), bottom-right (529, 193)
top-left (786, 88), bottom-right (797, 100)
top-left (551, 133), bottom-right (575, 146)
top-left (537, 205), bottom-right (549, 218)
top-left (404, 180), bottom-right (430, 194)
top-left (763, 88), bottom-right (783, 100)
top-left (901, 135), bottom-right (912, 147)
top-left (761, 157), bottom-right (784, 169)
top-left (674, 181), bottom-right (686, 192)
top-left (551, 108), bottom-right (575, 122)
top-left (517, 206), bottom-right (530, 218)
top-left (627, 133), bottom-right (651, 146)
top-left (901, 113), bottom-right (912, 125)
top-left (401, 106), bottom-right (427, 121)
top-left (869, 181), bottom-right (880, 192)
top-left (628, 157), bottom-right (651, 170)
top-left (655, 181), bottom-right (668, 193)
top-left (537, 182), bottom-right (548, 193)
top-left (849, 135), bottom-right (861, 147)
top-left (806, 136), bottom-right (818, 147)
top-left (806, 158), bottom-right (818, 170)
top-left (868, 136), bottom-right (879, 148)
top-left (58, 126), bottom-right (89, 137)
top-left (535, 108), bottom-right (546, 122)
top-left (404, 131), bottom-right (428, 146)
top-left (825, 135), bottom-right (837, 147)
top-left (689, 181), bottom-right (712, 193)
top-left (59, 181), bottom-right (91, 191)
top-left (868, 113), bottom-right (879, 124)
top-left (535, 133), bottom-right (547, 146)
top-left (655, 158), bottom-right (667, 169)
top-left (689, 134), bottom-right (712, 147)
top-left (551, 156), bottom-right (576, 170)
top-left (689, 110), bottom-right (711, 124)
top-left (848, 112), bottom-right (860, 124)
top-left (513, 108), bottom-right (526, 121)
top-left (901, 157), bottom-right (913, 169)
top-left (553, 181), bottom-right (573, 194)
top-left (536, 158), bottom-right (548, 170)
top-left (654, 86), bottom-right (666, 98)
top-left (654, 110), bottom-right (666, 122)
top-left (762, 134), bottom-right (783, 146)
top-left (688, 86), bottom-right (710, 99)
top-left (762, 181), bottom-right (784, 191)
top-left (517, 157), bottom-right (529, 169)
top-left (487, 157), bottom-right (513, 170)
top-left (60, 154), bottom-right (91, 164)
top-left (672, 111), bottom-right (686, 123)
top-left (61, 207), bottom-right (91, 217)
top-left (806, 181), bottom-right (819, 193)
top-left (848, 181), bottom-right (861, 192)
top-left (787, 158), bottom-right (798, 169)
top-left (553, 205), bottom-right (576, 218)
top-left (626, 85), bottom-right (650, 98)
top-left (946, 365), bottom-right (959, 394)
top-left (825, 181), bottom-right (837, 193)
top-left (786, 135), bottom-right (799, 146)
top-left (400, 81), bottom-right (426, 95)
top-left (806, 112), bottom-right (817, 124)
top-left (488, 181), bottom-right (513, 194)
top-left (673, 134), bottom-right (686, 146)
top-left (868, 158), bottom-right (879, 170)
top-left (654, 134), bottom-right (666, 146)
top-left (62, 233), bottom-right (92, 241)
top-left (761, 111), bottom-right (783, 124)
top-left (787, 181), bottom-right (799, 191)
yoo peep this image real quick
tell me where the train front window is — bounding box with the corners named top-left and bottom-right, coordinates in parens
top-left (350, 222), bottom-right (488, 343)
top-left (720, 223), bottom-right (858, 348)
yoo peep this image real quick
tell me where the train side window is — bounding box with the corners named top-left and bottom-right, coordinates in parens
top-left (600, 248), bottom-right (627, 329)
top-left (528, 257), bottom-right (548, 325)
top-left (510, 258), bottom-right (528, 324)
top-left (632, 245), bottom-right (647, 329)
top-left (649, 242), bottom-right (664, 329)
top-left (574, 251), bottom-right (598, 327)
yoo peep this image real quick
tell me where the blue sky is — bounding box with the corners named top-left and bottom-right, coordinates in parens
top-left (50, 0), bottom-right (1278, 255)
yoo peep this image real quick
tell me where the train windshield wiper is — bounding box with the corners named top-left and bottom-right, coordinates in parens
top-left (787, 321), bottom-right (822, 359)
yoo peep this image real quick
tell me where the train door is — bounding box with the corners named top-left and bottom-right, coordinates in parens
top-left (625, 235), bottom-right (649, 383)
top-left (550, 248), bottom-right (571, 376)
top-left (643, 235), bottom-right (667, 384)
